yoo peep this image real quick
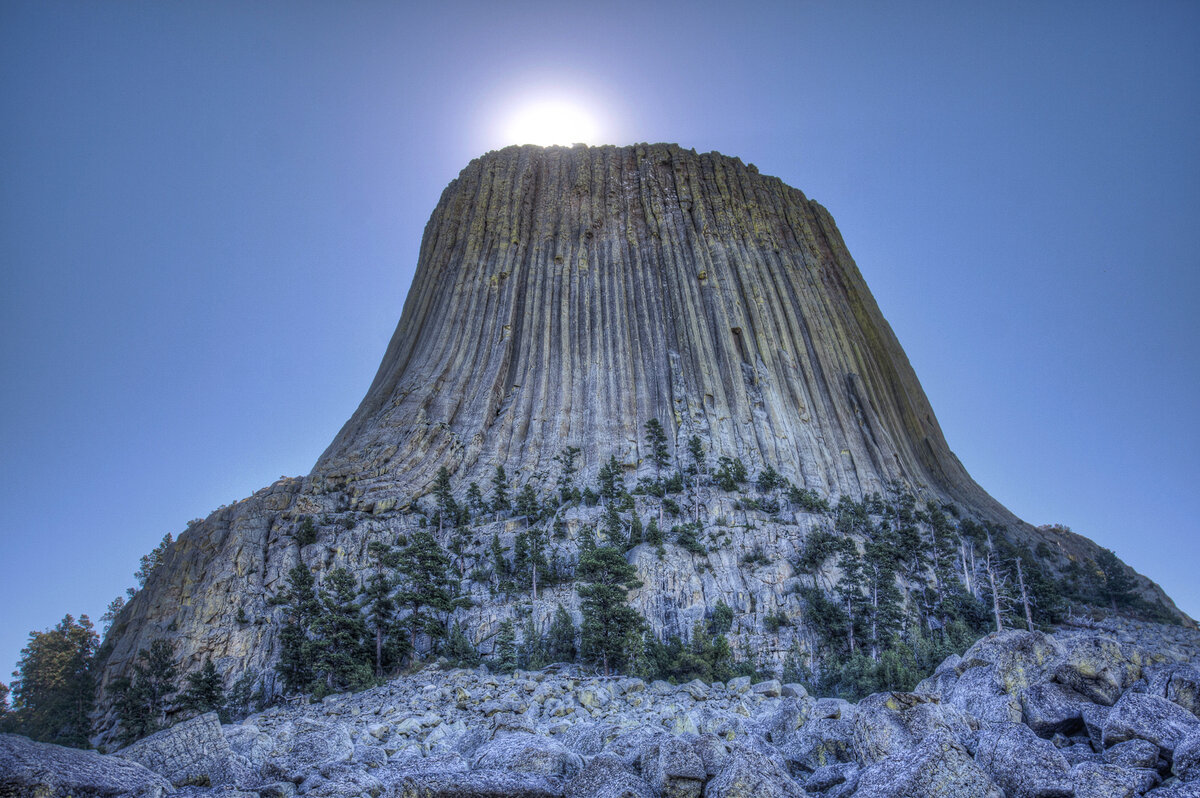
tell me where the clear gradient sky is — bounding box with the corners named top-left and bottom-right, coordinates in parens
top-left (2, 1), bottom-right (1198, 681)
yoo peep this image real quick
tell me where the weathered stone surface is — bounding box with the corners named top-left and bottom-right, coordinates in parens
top-left (1104, 737), bottom-right (1162, 769)
top-left (853, 734), bottom-right (1003, 797)
top-left (1175, 727), bottom-right (1200, 782)
top-left (1103, 691), bottom-right (1200, 756)
top-left (1019, 681), bottom-right (1093, 737)
top-left (1071, 761), bottom-right (1144, 798)
top-left (115, 710), bottom-right (250, 788)
top-left (471, 732), bottom-right (583, 780)
top-left (1053, 635), bottom-right (1144, 706)
top-left (638, 735), bottom-right (705, 798)
top-left (1150, 664), bottom-right (1200, 717)
top-left (973, 722), bottom-right (1073, 798)
top-left (261, 718), bottom-right (354, 783)
top-left (704, 741), bottom-right (805, 798)
top-left (852, 691), bottom-right (973, 764)
top-left (564, 753), bottom-right (655, 798)
top-left (0, 732), bottom-right (172, 798)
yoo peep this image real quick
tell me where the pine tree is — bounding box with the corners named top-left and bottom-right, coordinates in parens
top-left (516, 483), bottom-right (541, 522)
top-left (445, 622), bottom-right (480, 668)
top-left (519, 618), bottom-right (547, 670)
top-left (644, 418), bottom-right (670, 474)
top-left (432, 466), bottom-right (459, 532)
top-left (396, 530), bottom-right (456, 657)
top-left (314, 567), bottom-right (372, 693)
top-left (602, 502), bottom-right (626, 548)
top-left (547, 604), bottom-right (577, 663)
top-left (1096, 549), bottom-right (1137, 609)
top-left (627, 514), bottom-right (644, 550)
top-left (100, 596), bottom-right (126, 635)
top-left (7, 614), bottom-right (98, 747)
top-left (114, 639), bottom-right (177, 744)
top-left (276, 563), bottom-right (322, 694)
top-left (554, 446), bottom-right (581, 503)
top-left (134, 534), bottom-right (174, 588)
top-left (466, 482), bottom-right (486, 516)
top-left (598, 455), bottom-right (624, 501)
top-left (577, 546), bottom-right (644, 675)
top-left (180, 659), bottom-right (224, 717)
top-left (494, 621), bottom-right (517, 673)
top-left (490, 465), bottom-right (511, 516)
top-left (365, 541), bottom-right (402, 678)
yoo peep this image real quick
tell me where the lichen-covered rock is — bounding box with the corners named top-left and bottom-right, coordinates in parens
top-left (1104, 737), bottom-right (1162, 769)
top-left (778, 717), bottom-right (855, 772)
top-left (1053, 634), bottom-right (1144, 706)
top-left (852, 734), bottom-right (1003, 797)
top-left (638, 735), bottom-right (706, 798)
top-left (959, 631), bottom-right (1065, 696)
top-left (973, 722), bottom-right (1073, 798)
top-left (115, 711), bottom-right (251, 788)
top-left (947, 665), bottom-right (1023, 724)
top-left (471, 732), bottom-right (583, 780)
top-left (564, 753), bottom-right (655, 798)
top-left (1071, 761), bottom-right (1146, 798)
top-left (1103, 691), bottom-right (1200, 756)
top-left (0, 732), bottom-right (172, 798)
top-left (704, 741), bottom-right (805, 798)
top-left (803, 761), bottom-right (859, 796)
top-left (261, 718), bottom-right (354, 782)
top-left (1150, 665), bottom-right (1200, 717)
top-left (389, 769), bottom-right (565, 797)
top-left (852, 692), bottom-right (974, 764)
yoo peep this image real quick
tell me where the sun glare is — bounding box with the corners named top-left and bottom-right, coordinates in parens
top-left (503, 99), bottom-right (600, 146)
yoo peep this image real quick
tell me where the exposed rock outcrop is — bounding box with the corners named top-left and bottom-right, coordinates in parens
top-left (92, 144), bottom-right (1190, 734)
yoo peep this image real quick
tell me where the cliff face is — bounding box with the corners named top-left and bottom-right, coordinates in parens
top-left (94, 144), bottom-right (1189, 737)
top-left (313, 143), bottom-right (998, 515)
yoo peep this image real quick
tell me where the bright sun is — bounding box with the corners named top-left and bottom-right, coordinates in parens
top-left (503, 99), bottom-right (600, 146)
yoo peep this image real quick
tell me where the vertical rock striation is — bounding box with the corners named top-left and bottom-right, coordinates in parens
top-left (314, 143), bottom-right (1001, 518)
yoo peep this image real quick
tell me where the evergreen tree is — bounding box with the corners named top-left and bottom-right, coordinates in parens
top-left (396, 530), bottom-right (456, 657)
top-left (490, 533), bottom-right (511, 591)
top-left (547, 604), bottom-right (577, 663)
top-left (646, 517), bottom-right (664, 554)
top-left (466, 482), bottom-right (486, 516)
top-left (100, 596), bottom-right (126, 635)
top-left (490, 465), bottom-right (511, 516)
top-left (134, 534), bottom-right (174, 588)
top-left (602, 502), bottom-right (626, 548)
top-left (555, 446), bottom-right (582, 503)
top-left (756, 465), bottom-right (783, 494)
top-left (7, 614), bottom-right (98, 747)
top-left (1096, 549), bottom-right (1137, 609)
top-left (113, 639), bottom-right (177, 744)
top-left (516, 483), bottom-right (541, 521)
top-left (715, 457), bottom-right (748, 491)
top-left (432, 466), bottom-right (459, 531)
top-left (598, 455), bottom-right (624, 501)
top-left (519, 618), bottom-right (547, 670)
top-left (709, 600), bottom-right (734, 636)
top-left (577, 546), bottom-right (644, 675)
top-left (627, 514), bottom-right (644, 550)
top-left (0, 682), bottom-right (10, 729)
top-left (365, 540), bottom-right (401, 678)
top-left (179, 659), bottom-right (224, 717)
top-left (512, 527), bottom-right (549, 598)
top-left (314, 567), bottom-right (372, 693)
top-left (276, 563), bottom-right (322, 694)
top-left (644, 418), bottom-right (670, 474)
top-left (225, 670), bottom-right (259, 721)
top-left (445, 622), bottom-right (480, 668)
top-left (494, 621), bottom-right (517, 673)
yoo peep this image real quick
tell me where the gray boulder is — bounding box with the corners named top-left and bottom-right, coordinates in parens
top-left (852, 691), bottom-right (974, 765)
top-left (1174, 727), bottom-right (1200, 782)
top-left (1104, 737), bottom-right (1162, 769)
top-left (778, 717), bottom-right (855, 772)
top-left (947, 665), bottom-right (1023, 724)
top-left (638, 736), bottom-right (706, 798)
top-left (115, 711), bottom-right (252, 788)
top-left (471, 732), bottom-right (583, 780)
top-left (803, 762), bottom-right (859, 796)
top-left (1150, 665), bottom-right (1200, 717)
top-left (1071, 761), bottom-right (1145, 798)
top-left (388, 769), bottom-right (565, 797)
top-left (704, 741), bottom-right (805, 798)
top-left (564, 753), bottom-right (655, 798)
top-left (0, 732), bottom-right (172, 798)
top-left (973, 722), bottom-right (1073, 798)
top-left (1146, 781), bottom-right (1200, 797)
top-left (959, 630), bottom-right (1064, 695)
top-left (1103, 691), bottom-right (1200, 757)
top-left (1019, 681), bottom-right (1093, 737)
top-left (853, 734), bottom-right (1003, 797)
top-left (1053, 634), bottom-right (1143, 706)
top-left (261, 718), bottom-right (354, 783)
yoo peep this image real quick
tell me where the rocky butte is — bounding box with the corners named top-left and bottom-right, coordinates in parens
top-left (86, 143), bottom-right (1191, 760)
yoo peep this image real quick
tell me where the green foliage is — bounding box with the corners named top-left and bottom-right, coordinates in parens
top-left (715, 457), bottom-right (748, 491)
top-left (627, 514), bottom-right (644, 550)
top-left (672, 523), bottom-right (706, 555)
top-left (644, 418), bottom-right (670, 473)
top-left (6, 614), bottom-right (98, 748)
top-left (225, 670), bottom-right (260, 722)
top-left (519, 619), bottom-right (547, 670)
top-left (490, 466), bottom-right (511, 514)
top-left (763, 610), bottom-right (790, 633)
top-left (396, 530), bottom-right (457, 654)
top-left (100, 596), bottom-right (126, 635)
top-left (113, 639), bottom-right (177, 745)
top-left (313, 568), bottom-right (373, 694)
top-left (756, 465), bottom-right (783, 494)
top-left (686, 436), bottom-right (706, 475)
top-left (466, 482), bottom-right (486, 515)
top-left (555, 446), bottom-right (582, 503)
top-left (1096, 548), bottom-right (1137, 609)
top-left (179, 659), bottom-right (224, 718)
top-left (644, 622), bottom-right (734, 684)
top-left (547, 604), bottom-right (577, 663)
top-left (661, 497), bottom-right (681, 517)
top-left (709, 600), bottom-right (734, 636)
top-left (293, 517), bottom-right (317, 546)
top-left (577, 545), bottom-right (644, 675)
top-left (787, 485), bottom-right (830, 513)
top-left (602, 503), bottom-right (625, 548)
top-left (432, 467), bottom-right (460, 529)
top-left (515, 483), bottom-right (541, 521)
top-left (276, 564), bottom-right (322, 694)
top-left (493, 621), bottom-right (517, 673)
top-left (445, 622), bottom-right (480, 668)
top-left (135, 533), bottom-right (174, 587)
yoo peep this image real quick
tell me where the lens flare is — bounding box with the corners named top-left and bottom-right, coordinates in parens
top-left (502, 99), bottom-right (600, 146)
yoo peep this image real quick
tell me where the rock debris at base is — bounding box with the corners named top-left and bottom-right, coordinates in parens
top-left (5, 617), bottom-right (1200, 797)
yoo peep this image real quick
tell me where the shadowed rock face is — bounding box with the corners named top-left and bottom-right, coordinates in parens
top-left (314, 143), bottom-right (999, 515)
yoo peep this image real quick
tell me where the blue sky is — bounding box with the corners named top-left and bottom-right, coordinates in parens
top-left (2, 1), bottom-right (1197, 680)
